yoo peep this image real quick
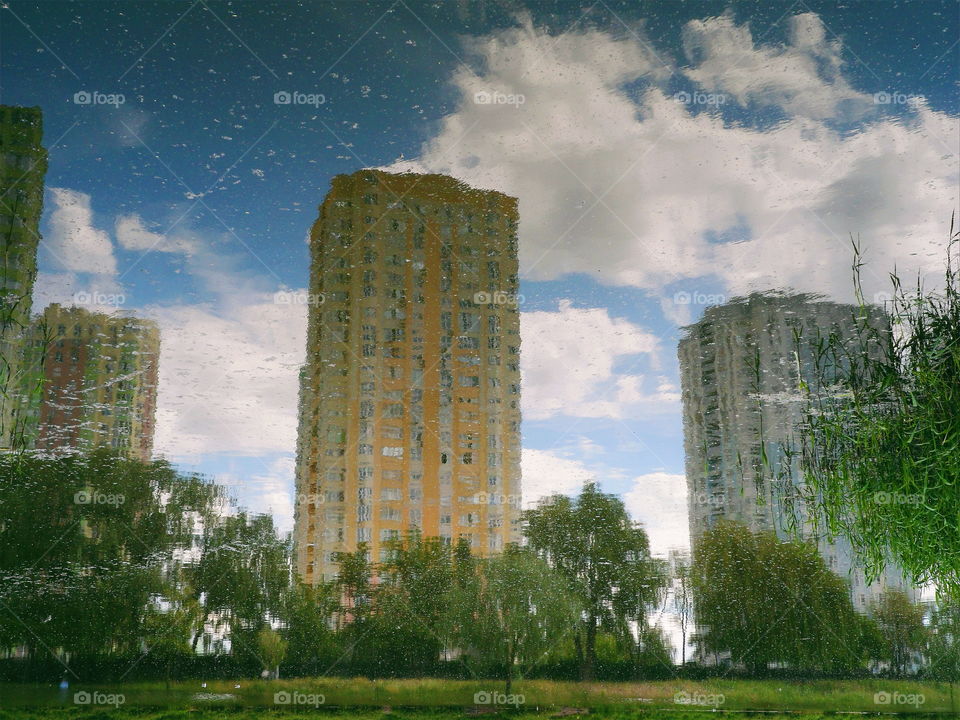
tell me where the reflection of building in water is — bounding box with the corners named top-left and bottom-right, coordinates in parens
top-left (23, 304), bottom-right (160, 462)
top-left (0, 105), bottom-right (47, 450)
top-left (679, 293), bottom-right (916, 613)
top-left (294, 170), bottom-right (522, 584)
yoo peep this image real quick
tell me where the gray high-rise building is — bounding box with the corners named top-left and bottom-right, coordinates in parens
top-left (679, 293), bottom-right (915, 612)
top-left (1, 105), bottom-right (47, 451)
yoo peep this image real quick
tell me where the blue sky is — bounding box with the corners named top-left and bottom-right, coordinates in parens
top-left (2, 0), bottom-right (957, 558)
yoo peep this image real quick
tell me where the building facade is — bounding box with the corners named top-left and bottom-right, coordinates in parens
top-left (0, 105), bottom-right (47, 451)
top-left (679, 293), bottom-right (915, 612)
top-left (294, 170), bottom-right (522, 583)
top-left (25, 304), bottom-right (160, 462)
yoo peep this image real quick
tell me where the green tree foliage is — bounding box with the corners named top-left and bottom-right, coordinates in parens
top-left (142, 583), bottom-right (202, 689)
top-left (927, 600), bottom-right (960, 681)
top-left (334, 543), bottom-right (373, 627)
top-left (871, 590), bottom-right (928, 677)
top-left (635, 625), bottom-right (673, 671)
top-left (256, 626), bottom-right (288, 679)
top-left (447, 544), bottom-right (580, 693)
top-left (692, 521), bottom-right (869, 673)
top-left (787, 228), bottom-right (960, 597)
top-left (343, 532), bottom-right (454, 676)
top-left (0, 450), bottom-right (219, 657)
top-left (523, 483), bottom-right (667, 679)
top-left (669, 550), bottom-right (694, 665)
top-left (282, 581), bottom-right (340, 671)
top-left (377, 533), bottom-right (452, 671)
top-left (189, 512), bottom-right (289, 663)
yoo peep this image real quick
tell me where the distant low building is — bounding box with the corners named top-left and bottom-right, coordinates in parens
top-left (23, 304), bottom-right (160, 462)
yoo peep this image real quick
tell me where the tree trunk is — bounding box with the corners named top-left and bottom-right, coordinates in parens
top-left (581, 615), bottom-right (597, 681)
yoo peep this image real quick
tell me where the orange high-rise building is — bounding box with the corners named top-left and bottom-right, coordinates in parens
top-left (294, 170), bottom-right (522, 583)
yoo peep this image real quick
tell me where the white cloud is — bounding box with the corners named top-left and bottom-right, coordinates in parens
top-left (681, 13), bottom-right (871, 121)
top-left (148, 293), bottom-right (306, 460)
top-left (388, 12), bottom-right (957, 313)
top-left (115, 213), bottom-right (196, 254)
top-left (32, 271), bottom-right (83, 308)
top-left (521, 447), bottom-right (594, 508)
top-left (45, 188), bottom-right (117, 276)
top-left (623, 471), bottom-right (689, 557)
top-left (31, 270), bottom-right (126, 315)
top-left (217, 456), bottom-right (297, 534)
top-left (521, 450), bottom-right (688, 557)
top-left (521, 299), bottom-right (678, 420)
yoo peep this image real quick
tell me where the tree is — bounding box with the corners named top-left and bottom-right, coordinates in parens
top-left (448, 545), bottom-right (580, 694)
top-left (342, 532), bottom-right (455, 676)
top-left (371, 532), bottom-right (454, 674)
top-left (256, 626), bottom-right (288, 679)
top-left (785, 228), bottom-right (960, 597)
top-left (283, 581), bottom-right (340, 673)
top-left (692, 521), bottom-right (868, 674)
top-left (523, 483), bottom-right (666, 680)
top-left (0, 450), bottom-right (220, 659)
top-left (190, 512), bottom-right (289, 663)
top-left (927, 600), bottom-right (960, 682)
top-left (335, 543), bottom-right (373, 627)
top-left (872, 590), bottom-right (927, 677)
top-left (669, 550), bottom-right (694, 665)
top-left (143, 583), bottom-right (203, 689)
top-left (635, 625), bottom-right (673, 672)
